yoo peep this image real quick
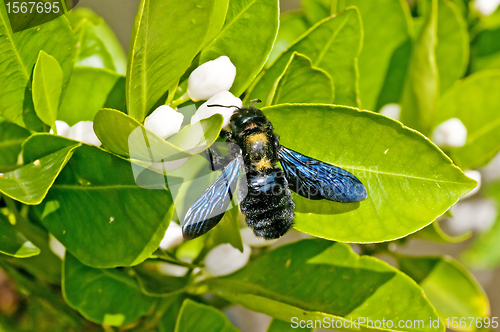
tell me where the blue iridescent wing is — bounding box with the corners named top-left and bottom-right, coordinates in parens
top-left (182, 158), bottom-right (243, 240)
top-left (278, 146), bottom-right (367, 203)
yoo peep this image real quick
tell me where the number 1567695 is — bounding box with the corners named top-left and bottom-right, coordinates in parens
top-left (5, 2), bottom-right (60, 14)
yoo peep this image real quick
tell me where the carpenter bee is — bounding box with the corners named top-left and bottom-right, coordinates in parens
top-left (181, 101), bottom-right (367, 240)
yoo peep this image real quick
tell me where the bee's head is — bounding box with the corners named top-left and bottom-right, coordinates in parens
top-left (208, 99), bottom-right (271, 135)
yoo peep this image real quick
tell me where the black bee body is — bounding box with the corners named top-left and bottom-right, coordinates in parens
top-left (229, 107), bottom-right (295, 239)
top-left (182, 104), bottom-right (367, 241)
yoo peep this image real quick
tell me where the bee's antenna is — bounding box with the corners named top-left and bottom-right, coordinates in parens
top-left (250, 99), bottom-right (262, 107)
top-left (207, 104), bottom-right (241, 110)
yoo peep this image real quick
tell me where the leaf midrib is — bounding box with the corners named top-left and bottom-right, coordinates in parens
top-left (314, 15), bottom-right (350, 66)
top-left (0, 10), bottom-right (30, 79)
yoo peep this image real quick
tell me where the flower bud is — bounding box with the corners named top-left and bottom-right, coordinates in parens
top-left (67, 121), bottom-right (102, 146)
top-left (474, 0), bottom-right (500, 16)
top-left (156, 262), bottom-right (189, 277)
top-left (159, 222), bottom-right (184, 250)
top-left (49, 234), bottom-right (65, 260)
top-left (379, 103), bottom-right (401, 121)
top-left (204, 243), bottom-right (251, 277)
top-left (49, 120), bottom-right (70, 137)
top-left (144, 105), bottom-right (184, 139)
top-left (187, 56), bottom-right (237, 101)
top-left (191, 91), bottom-right (242, 128)
top-left (432, 118), bottom-right (467, 148)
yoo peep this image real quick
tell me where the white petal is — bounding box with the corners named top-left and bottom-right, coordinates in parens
top-left (379, 103), bottom-right (401, 121)
top-left (144, 105), bottom-right (184, 139)
top-left (156, 262), bottom-right (189, 277)
top-left (191, 91), bottom-right (242, 128)
top-left (67, 121), bottom-right (101, 146)
top-left (463, 170), bottom-right (481, 199)
top-left (187, 56), bottom-right (237, 101)
top-left (447, 198), bottom-right (497, 233)
top-left (204, 243), bottom-right (251, 277)
top-left (432, 118), bottom-right (467, 148)
top-left (49, 234), bottom-right (65, 260)
top-left (49, 120), bottom-right (70, 137)
top-left (159, 222), bottom-right (184, 250)
top-left (474, 0), bottom-right (500, 15)
top-left (240, 227), bottom-right (278, 247)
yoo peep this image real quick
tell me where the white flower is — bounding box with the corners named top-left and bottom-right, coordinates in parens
top-left (432, 118), bottom-right (467, 148)
top-left (156, 262), bottom-right (189, 277)
top-left (144, 105), bottom-right (184, 139)
top-left (379, 103), bottom-right (401, 121)
top-left (187, 56), bottom-right (237, 101)
top-left (447, 198), bottom-right (497, 233)
top-left (191, 91), bottom-right (242, 128)
top-left (49, 234), bottom-right (65, 260)
top-left (240, 227), bottom-right (278, 247)
top-left (463, 170), bottom-right (481, 199)
top-left (474, 0), bottom-right (500, 15)
top-left (204, 243), bottom-right (251, 277)
top-left (67, 121), bottom-right (101, 146)
top-left (49, 120), bottom-right (70, 137)
top-left (159, 222), bottom-right (184, 250)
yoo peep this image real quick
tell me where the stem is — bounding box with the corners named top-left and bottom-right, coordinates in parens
top-left (165, 79), bottom-right (180, 105)
top-left (51, 124), bottom-right (58, 136)
top-left (169, 92), bottom-right (190, 108)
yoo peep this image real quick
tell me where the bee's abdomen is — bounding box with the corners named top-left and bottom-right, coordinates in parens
top-left (239, 168), bottom-right (295, 239)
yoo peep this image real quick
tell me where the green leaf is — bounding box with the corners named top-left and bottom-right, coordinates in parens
top-left (247, 7), bottom-right (362, 107)
top-left (66, 8), bottom-right (127, 75)
top-left (263, 104), bottom-right (476, 242)
top-left (94, 108), bottom-right (222, 162)
top-left (267, 319), bottom-right (311, 331)
top-left (203, 0), bottom-right (230, 48)
top-left (59, 68), bottom-right (125, 126)
top-left (133, 261), bottom-right (189, 297)
top-left (344, 0), bottom-right (412, 111)
top-left (435, 0), bottom-right (469, 94)
top-left (398, 255), bottom-right (490, 329)
top-left (0, 214), bottom-right (40, 258)
top-left (204, 240), bottom-right (444, 331)
top-left (175, 299), bottom-right (239, 332)
top-left (127, 0), bottom-right (214, 121)
top-left (200, 0), bottom-right (279, 97)
top-left (400, 0), bottom-right (439, 135)
top-left (207, 204), bottom-right (244, 252)
top-left (0, 11), bottom-right (74, 127)
top-left (158, 294), bottom-right (186, 332)
top-left (32, 51), bottom-right (63, 129)
top-left (266, 11), bottom-right (310, 67)
top-left (63, 252), bottom-right (156, 326)
top-left (461, 181), bottom-right (500, 269)
top-left (434, 71), bottom-right (500, 169)
top-left (23, 134), bottom-right (175, 268)
top-left (412, 220), bottom-right (471, 243)
top-left (271, 52), bottom-right (334, 105)
top-left (0, 144), bottom-right (79, 205)
top-left (0, 121), bottom-right (31, 172)
top-left (301, 0), bottom-right (330, 25)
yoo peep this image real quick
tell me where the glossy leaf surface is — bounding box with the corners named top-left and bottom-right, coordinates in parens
top-left (0, 11), bottom-right (74, 127)
top-left (271, 52), bottom-right (334, 105)
top-left (0, 144), bottom-right (79, 205)
top-left (32, 51), bottom-right (63, 129)
top-left (63, 253), bottom-right (156, 326)
top-left (434, 71), bottom-right (500, 169)
top-left (247, 8), bottom-right (362, 107)
top-left (264, 104), bottom-right (476, 242)
top-left (0, 121), bottom-right (31, 172)
top-left (175, 299), bottom-right (239, 332)
top-left (399, 255), bottom-right (489, 331)
top-left (205, 240), bottom-right (444, 331)
top-left (24, 135), bottom-right (174, 268)
top-left (200, 0), bottom-right (279, 97)
top-left (0, 214), bottom-right (40, 258)
top-left (127, 0), bottom-right (214, 121)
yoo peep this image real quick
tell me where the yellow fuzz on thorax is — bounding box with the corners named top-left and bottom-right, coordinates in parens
top-left (247, 132), bottom-right (268, 146)
top-left (253, 156), bottom-right (272, 172)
